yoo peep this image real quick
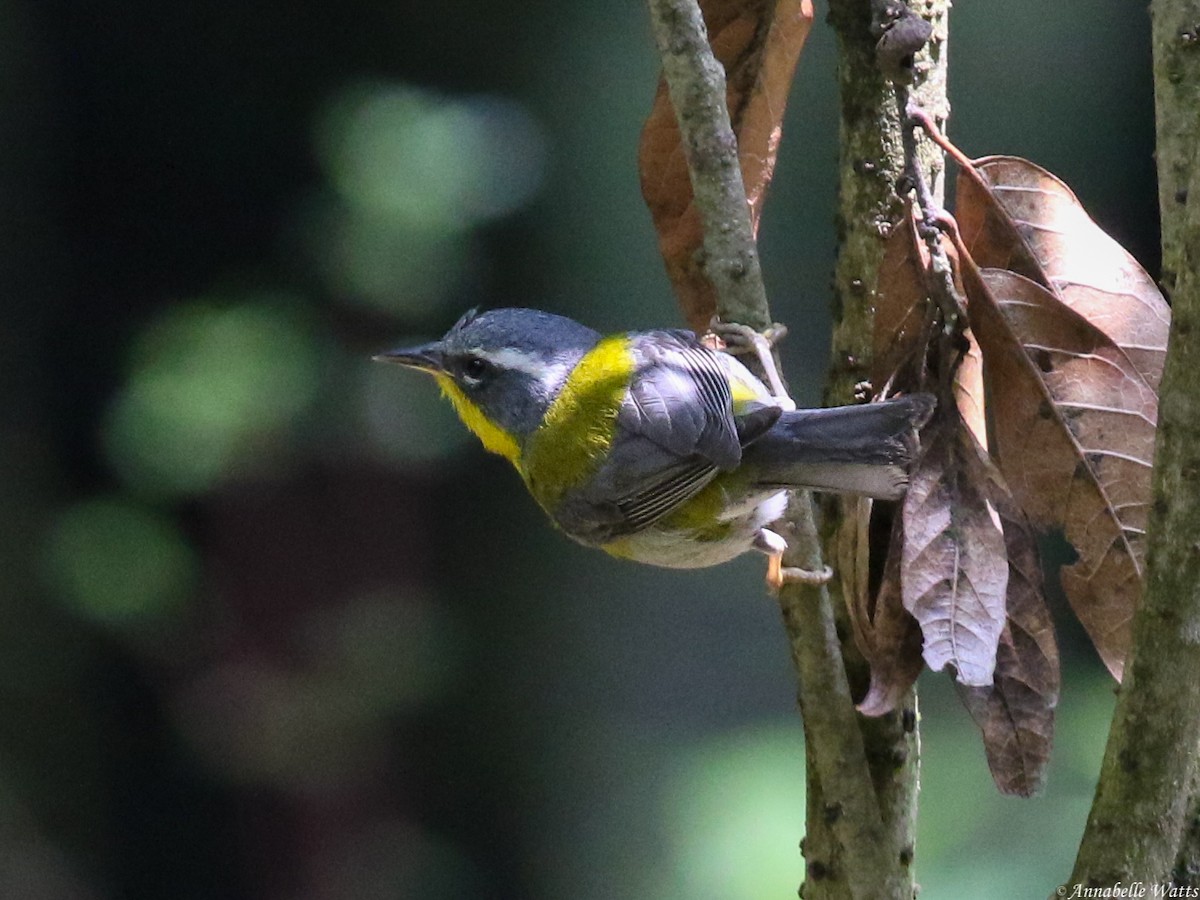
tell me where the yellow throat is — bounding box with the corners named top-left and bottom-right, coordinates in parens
top-left (431, 335), bottom-right (638, 514)
top-left (433, 373), bottom-right (523, 467)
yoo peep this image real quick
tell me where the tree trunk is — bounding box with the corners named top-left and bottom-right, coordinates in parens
top-left (800, 1), bottom-right (950, 898)
top-left (1070, 0), bottom-right (1200, 888)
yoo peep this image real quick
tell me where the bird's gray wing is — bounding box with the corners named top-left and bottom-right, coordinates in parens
top-left (622, 330), bottom-right (742, 467)
top-left (598, 331), bottom-right (777, 533)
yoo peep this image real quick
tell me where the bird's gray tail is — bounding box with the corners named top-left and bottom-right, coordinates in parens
top-left (740, 394), bottom-right (936, 500)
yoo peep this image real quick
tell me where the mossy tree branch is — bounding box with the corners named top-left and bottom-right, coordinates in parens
top-left (1070, 0), bottom-right (1200, 887)
top-left (644, 0), bottom-right (920, 896)
top-left (802, 1), bottom-right (949, 898)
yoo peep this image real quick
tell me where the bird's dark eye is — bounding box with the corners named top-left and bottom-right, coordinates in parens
top-left (461, 356), bottom-right (490, 382)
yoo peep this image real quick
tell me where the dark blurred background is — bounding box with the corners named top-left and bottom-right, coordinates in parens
top-left (3, 1), bottom-right (1154, 898)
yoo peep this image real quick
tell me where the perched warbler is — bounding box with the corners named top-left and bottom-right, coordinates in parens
top-left (377, 308), bottom-right (932, 582)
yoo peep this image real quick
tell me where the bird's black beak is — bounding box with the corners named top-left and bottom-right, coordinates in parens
top-left (373, 342), bottom-right (446, 373)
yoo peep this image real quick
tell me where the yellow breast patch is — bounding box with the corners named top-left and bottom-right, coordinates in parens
top-left (522, 335), bottom-right (635, 510)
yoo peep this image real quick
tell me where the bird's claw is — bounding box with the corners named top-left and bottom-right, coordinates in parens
top-left (766, 556), bottom-right (834, 593)
top-left (705, 319), bottom-right (796, 411)
top-left (754, 529), bottom-right (834, 593)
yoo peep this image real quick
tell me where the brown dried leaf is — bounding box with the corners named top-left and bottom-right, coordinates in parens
top-left (954, 326), bottom-right (986, 450)
top-left (838, 497), bottom-right (872, 656)
top-left (871, 204), bottom-right (932, 393)
top-left (956, 156), bottom-right (1170, 391)
top-left (850, 510), bottom-right (925, 717)
top-left (901, 414), bottom-right (1008, 687)
top-left (958, 464), bottom-right (1060, 796)
top-left (962, 263), bottom-right (1157, 680)
top-left (639, 0), bottom-right (814, 332)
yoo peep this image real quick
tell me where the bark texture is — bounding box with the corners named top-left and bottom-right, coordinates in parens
top-left (645, 0), bottom-right (774, 332)
top-left (1069, 0), bottom-right (1200, 888)
top-left (803, 1), bottom-right (950, 898)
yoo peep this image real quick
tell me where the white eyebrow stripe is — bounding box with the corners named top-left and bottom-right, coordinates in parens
top-left (474, 347), bottom-right (573, 393)
top-left (475, 347), bottom-right (547, 374)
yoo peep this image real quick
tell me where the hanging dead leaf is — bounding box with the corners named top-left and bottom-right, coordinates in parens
top-left (954, 327), bottom-right (986, 449)
top-left (923, 233), bottom-right (989, 449)
top-left (838, 497), bottom-right (872, 657)
top-left (956, 156), bottom-right (1170, 391)
top-left (957, 465), bottom-right (1060, 796)
top-left (901, 411), bottom-right (1008, 687)
top-left (871, 204), bottom-right (934, 393)
top-left (960, 262), bottom-right (1157, 680)
top-left (854, 511), bottom-right (926, 717)
top-left (639, 0), bottom-right (814, 332)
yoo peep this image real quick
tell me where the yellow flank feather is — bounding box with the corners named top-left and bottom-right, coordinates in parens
top-left (730, 382), bottom-right (763, 407)
top-left (522, 335), bottom-right (635, 510)
top-left (434, 374), bottom-right (523, 468)
top-left (727, 366), bottom-right (771, 409)
top-left (657, 475), bottom-right (735, 540)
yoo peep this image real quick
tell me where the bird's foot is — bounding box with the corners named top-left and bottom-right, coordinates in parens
top-left (766, 556), bottom-right (834, 594)
top-left (754, 528), bottom-right (833, 594)
top-left (705, 320), bottom-right (796, 411)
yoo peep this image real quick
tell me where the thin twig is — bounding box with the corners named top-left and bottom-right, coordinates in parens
top-left (898, 91), bottom-right (965, 332)
top-left (644, 0), bottom-right (771, 333)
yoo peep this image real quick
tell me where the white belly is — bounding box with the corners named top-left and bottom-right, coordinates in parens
top-left (604, 490), bottom-right (789, 569)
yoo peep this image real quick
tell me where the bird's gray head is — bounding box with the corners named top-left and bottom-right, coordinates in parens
top-left (376, 308), bottom-right (601, 440)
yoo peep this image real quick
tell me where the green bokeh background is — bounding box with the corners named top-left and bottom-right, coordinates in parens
top-left (4, 1), bottom-right (1152, 898)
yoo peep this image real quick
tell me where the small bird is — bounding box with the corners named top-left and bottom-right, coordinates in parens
top-left (377, 308), bottom-right (932, 587)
